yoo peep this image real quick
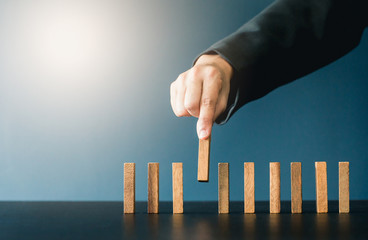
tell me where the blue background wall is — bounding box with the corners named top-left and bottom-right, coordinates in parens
top-left (0, 0), bottom-right (367, 201)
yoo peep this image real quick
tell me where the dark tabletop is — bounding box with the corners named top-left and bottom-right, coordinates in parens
top-left (1, 201), bottom-right (367, 240)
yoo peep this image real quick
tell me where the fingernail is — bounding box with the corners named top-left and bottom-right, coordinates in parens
top-left (199, 129), bottom-right (207, 139)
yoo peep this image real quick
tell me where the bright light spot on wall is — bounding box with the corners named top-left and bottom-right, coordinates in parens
top-left (27, 2), bottom-right (118, 80)
top-left (30, 9), bottom-right (103, 76)
top-left (2, 0), bottom-right (124, 83)
top-left (0, 0), bottom-right (130, 132)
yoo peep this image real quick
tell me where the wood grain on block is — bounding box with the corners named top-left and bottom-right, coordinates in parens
top-left (218, 163), bottom-right (229, 214)
top-left (124, 163), bottom-right (135, 214)
top-left (148, 162), bottom-right (159, 214)
top-left (244, 162), bottom-right (255, 213)
top-left (270, 162), bottom-right (280, 214)
top-left (291, 162), bottom-right (302, 213)
top-left (339, 162), bottom-right (350, 213)
top-left (172, 162), bottom-right (183, 214)
top-left (198, 135), bottom-right (211, 182)
top-left (315, 162), bottom-right (328, 213)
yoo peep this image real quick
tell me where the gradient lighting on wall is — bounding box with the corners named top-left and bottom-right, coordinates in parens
top-left (1, 0), bottom-right (367, 202)
top-left (0, 0), bottom-right (140, 200)
top-left (4, 1), bottom-right (123, 83)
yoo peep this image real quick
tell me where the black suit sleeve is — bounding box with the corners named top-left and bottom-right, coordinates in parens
top-left (197, 0), bottom-right (367, 124)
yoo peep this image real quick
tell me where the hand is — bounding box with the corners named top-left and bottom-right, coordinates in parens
top-left (170, 54), bottom-right (233, 139)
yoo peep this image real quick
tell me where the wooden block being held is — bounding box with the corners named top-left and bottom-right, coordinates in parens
top-left (172, 162), bottom-right (183, 214)
top-left (270, 162), bottom-right (280, 214)
top-left (148, 162), bottom-right (159, 214)
top-left (315, 161), bottom-right (328, 213)
top-left (291, 162), bottom-right (302, 213)
top-left (244, 162), bottom-right (255, 213)
top-left (198, 135), bottom-right (211, 182)
top-left (218, 163), bottom-right (229, 214)
top-left (339, 162), bottom-right (349, 213)
top-left (124, 163), bottom-right (135, 214)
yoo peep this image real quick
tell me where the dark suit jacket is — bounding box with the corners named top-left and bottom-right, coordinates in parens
top-left (198, 0), bottom-right (367, 124)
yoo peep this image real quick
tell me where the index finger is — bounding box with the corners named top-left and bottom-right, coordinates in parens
top-left (197, 79), bottom-right (221, 139)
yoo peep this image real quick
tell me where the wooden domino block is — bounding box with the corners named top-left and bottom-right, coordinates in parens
top-left (124, 163), bottom-right (135, 214)
top-left (315, 161), bottom-right (328, 213)
top-left (291, 162), bottom-right (302, 213)
top-left (148, 162), bottom-right (159, 213)
top-left (218, 163), bottom-right (229, 214)
top-left (172, 162), bottom-right (183, 214)
top-left (244, 162), bottom-right (255, 213)
top-left (270, 162), bottom-right (280, 213)
top-left (198, 135), bottom-right (211, 182)
top-left (339, 162), bottom-right (349, 213)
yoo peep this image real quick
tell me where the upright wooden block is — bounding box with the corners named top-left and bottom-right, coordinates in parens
top-left (291, 162), bottom-right (302, 213)
top-left (172, 162), bottom-right (183, 214)
top-left (148, 162), bottom-right (159, 213)
top-left (315, 161), bottom-right (328, 213)
top-left (339, 162), bottom-right (350, 213)
top-left (270, 162), bottom-right (280, 214)
top-left (244, 162), bottom-right (255, 213)
top-left (218, 163), bottom-right (229, 214)
top-left (124, 163), bottom-right (135, 214)
top-left (198, 135), bottom-right (211, 182)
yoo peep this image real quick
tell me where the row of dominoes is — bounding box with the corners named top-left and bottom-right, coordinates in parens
top-left (123, 161), bottom-right (350, 214)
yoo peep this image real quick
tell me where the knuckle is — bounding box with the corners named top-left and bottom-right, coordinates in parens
top-left (177, 73), bottom-right (187, 84)
top-left (201, 97), bottom-right (216, 108)
top-left (216, 77), bottom-right (223, 88)
top-left (184, 101), bottom-right (198, 113)
top-left (205, 67), bottom-right (223, 88)
top-left (176, 107), bottom-right (187, 117)
top-left (170, 82), bottom-right (176, 92)
top-left (179, 72), bottom-right (186, 79)
top-left (206, 66), bottom-right (220, 79)
top-left (190, 65), bottom-right (200, 75)
top-left (189, 65), bottom-right (202, 80)
top-left (183, 100), bottom-right (193, 109)
top-left (214, 79), bottom-right (223, 90)
top-left (186, 75), bottom-right (198, 85)
top-left (176, 111), bottom-right (184, 117)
